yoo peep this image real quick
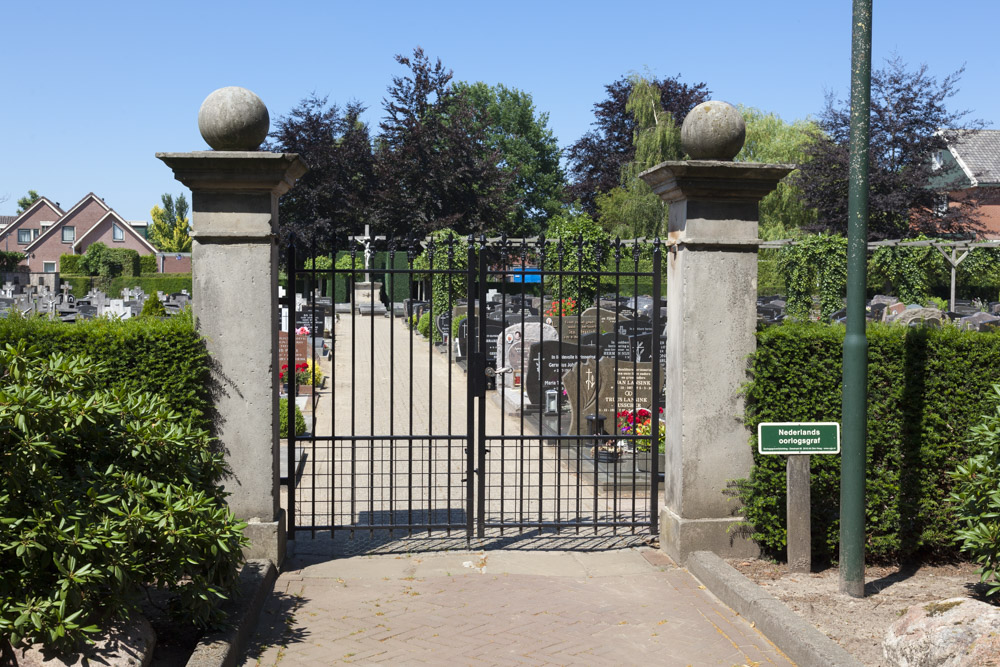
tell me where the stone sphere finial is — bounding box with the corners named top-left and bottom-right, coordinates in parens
top-left (681, 101), bottom-right (745, 160)
top-left (198, 87), bottom-right (270, 151)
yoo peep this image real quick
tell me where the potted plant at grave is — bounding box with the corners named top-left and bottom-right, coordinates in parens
top-left (617, 407), bottom-right (666, 473)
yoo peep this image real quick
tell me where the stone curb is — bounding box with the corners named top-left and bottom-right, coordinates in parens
top-left (186, 559), bottom-right (277, 667)
top-left (686, 551), bottom-right (863, 667)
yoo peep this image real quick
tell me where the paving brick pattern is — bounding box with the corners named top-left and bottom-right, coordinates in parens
top-left (243, 548), bottom-right (792, 666)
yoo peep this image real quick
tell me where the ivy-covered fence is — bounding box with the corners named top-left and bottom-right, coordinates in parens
top-left (739, 321), bottom-right (1000, 563)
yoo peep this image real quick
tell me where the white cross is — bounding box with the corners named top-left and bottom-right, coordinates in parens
top-left (348, 223), bottom-right (386, 283)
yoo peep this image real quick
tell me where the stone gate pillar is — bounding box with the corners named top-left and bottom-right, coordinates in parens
top-left (157, 87), bottom-right (307, 565)
top-left (640, 101), bottom-right (792, 562)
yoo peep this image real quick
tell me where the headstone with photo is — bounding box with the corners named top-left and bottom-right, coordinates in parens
top-left (523, 340), bottom-right (599, 405)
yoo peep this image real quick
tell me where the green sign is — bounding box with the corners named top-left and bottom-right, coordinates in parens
top-left (758, 422), bottom-right (840, 455)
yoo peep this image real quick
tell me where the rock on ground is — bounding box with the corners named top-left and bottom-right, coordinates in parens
top-left (883, 597), bottom-right (1000, 666)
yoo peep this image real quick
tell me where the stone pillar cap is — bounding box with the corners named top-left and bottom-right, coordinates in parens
top-left (156, 152), bottom-right (308, 195)
top-left (640, 160), bottom-right (795, 204)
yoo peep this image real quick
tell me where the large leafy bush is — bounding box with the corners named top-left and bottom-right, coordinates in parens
top-left (949, 384), bottom-right (1000, 597)
top-left (0, 342), bottom-right (246, 651)
top-left (740, 321), bottom-right (1000, 563)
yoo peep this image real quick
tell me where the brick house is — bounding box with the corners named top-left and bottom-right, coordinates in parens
top-left (935, 129), bottom-right (1000, 238)
top-left (0, 193), bottom-right (156, 273)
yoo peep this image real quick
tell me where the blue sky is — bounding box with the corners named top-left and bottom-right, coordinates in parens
top-left (2, 0), bottom-right (998, 222)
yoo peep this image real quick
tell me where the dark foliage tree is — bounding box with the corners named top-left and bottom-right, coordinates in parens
top-left (456, 81), bottom-right (565, 237)
top-left (796, 56), bottom-right (983, 240)
top-left (565, 74), bottom-right (710, 213)
top-left (375, 48), bottom-right (512, 238)
top-left (267, 95), bottom-right (376, 251)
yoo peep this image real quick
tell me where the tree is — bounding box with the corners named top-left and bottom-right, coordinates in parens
top-left (149, 193), bottom-right (191, 252)
top-left (595, 76), bottom-right (684, 238)
top-left (16, 190), bottom-right (40, 214)
top-left (375, 48), bottom-right (512, 238)
top-left (734, 107), bottom-right (819, 240)
top-left (455, 81), bottom-right (566, 237)
top-left (796, 56), bottom-right (982, 240)
top-left (565, 74), bottom-right (710, 213)
top-left (267, 95), bottom-right (376, 251)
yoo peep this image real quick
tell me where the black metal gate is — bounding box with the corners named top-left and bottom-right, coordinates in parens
top-left (283, 235), bottom-right (661, 541)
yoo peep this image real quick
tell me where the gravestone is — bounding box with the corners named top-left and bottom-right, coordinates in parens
top-left (497, 322), bottom-right (559, 386)
top-left (629, 332), bottom-right (667, 367)
top-left (595, 359), bottom-right (662, 419)
top-left (596, 332), bottom-right (633, 361)
top-left (523, 340), bottom-right (598, 403)
top-left (435, 312), bottom-right (451, 341)
top-left (959, 311), bottom-right (1000, 331)
top-left (562, 358), bottom-right (599, 435)
top-left (278, 331), bottom-right (309, 367)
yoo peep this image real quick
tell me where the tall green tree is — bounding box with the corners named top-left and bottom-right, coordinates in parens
top-left (149, 193), bottom-right (191, 252)
top-left (16, 190), bottom-right (40, 214)
top-left (375, 48), bottom-right (512, 238)
top-left (796, 56), bottom-right (982, 239)
top-left (734, 107), bottom-right (819, 240)
top-left (566, 74), bottom-right (709, 213)
top-left (455, 81), bottom-right (565, 236)
top-left (267, 95), bottom-right (376, 251)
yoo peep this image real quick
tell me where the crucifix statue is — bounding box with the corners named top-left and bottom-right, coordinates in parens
top-left (348, 223), bottom-right (386, 283)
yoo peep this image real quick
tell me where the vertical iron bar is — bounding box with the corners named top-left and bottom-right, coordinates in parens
top-left (389, 244), bottom-right (396, 536)
top-left (349, 249), bottom-right (357, 538)
top-left (466, 236), bottom-right (477, 540)
top-left (840, 0), bottom-right (872, 599)
top-left (650, 240), bottom-right (662, 535)
top-left (477, 236), bottom-right (488, 538)
top-left (286, 239), bottom-right (297, 539)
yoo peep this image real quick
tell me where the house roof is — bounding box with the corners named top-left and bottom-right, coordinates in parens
top-left (0, 216), bottom-right (16, 228)
top-left (73, 209), bottom-right (158, 254)
top-left (946, 129), bottom-right (1000, 187)
top-left (24, 193), bottom-right (109, 252)
top-left (0, 197), bottom-right (65, 243)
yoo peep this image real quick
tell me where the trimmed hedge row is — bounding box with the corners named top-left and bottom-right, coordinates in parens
top-left (740, 321), bottom-right (1000, 563)
top-left (61, 274), bottom-right (193, 298)
top-left (0, 311), bottom-right (211, 427)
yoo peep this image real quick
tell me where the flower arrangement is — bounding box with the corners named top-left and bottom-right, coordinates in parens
top-left (544, 297), bottom-right (578, 318)
top-left (617, 407), bottom-right (665, 453)
top-left (280, 362), bottom-right (310, 386)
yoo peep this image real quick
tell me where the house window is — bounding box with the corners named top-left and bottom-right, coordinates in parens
top-left (33, 229), bottom-right (39, 239)
top-left (17, 229), bottom-right (31, 244)
top-left (43, 261), bottom-right (56, 273)
top-left (62, 226), bottom-right (75, 242)
top-left (113, 223), bottom-right (124, 241)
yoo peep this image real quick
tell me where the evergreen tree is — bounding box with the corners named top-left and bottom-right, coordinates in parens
top-left (149, 193), bottom-right (191, 252)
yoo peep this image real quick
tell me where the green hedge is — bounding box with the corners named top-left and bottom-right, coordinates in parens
top-left (740, 321), bottom-right (1000, 563)
top-left (60, 274), bottom-right (193, 299)
top-left (60, 275), bottom-right (93, 298)
top-left (139, 254), bottom-right (158, 274)
top-left (0, 311), bottom-right (210, 427)
top-left (59, 254), bottom-right (84, 275)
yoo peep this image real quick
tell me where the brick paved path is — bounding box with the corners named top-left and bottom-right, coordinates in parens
top-left (243, 547), bottom-right (792, 666)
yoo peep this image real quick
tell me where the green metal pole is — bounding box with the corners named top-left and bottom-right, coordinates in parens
top-left (840, 0), bottom-right (872, 598)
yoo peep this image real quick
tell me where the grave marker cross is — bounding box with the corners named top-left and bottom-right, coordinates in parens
top-left (349, 223), bottom-right (386, 283)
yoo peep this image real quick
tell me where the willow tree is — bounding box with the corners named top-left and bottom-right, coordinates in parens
top-left (595, 75), bottom-right (683, 239)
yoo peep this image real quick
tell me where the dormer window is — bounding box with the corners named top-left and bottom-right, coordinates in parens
top-left (17, 229), bottom-right (31, 244)
top-left (62, 226), bottom-right (75, 242)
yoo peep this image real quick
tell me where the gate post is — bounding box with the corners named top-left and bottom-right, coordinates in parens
top-left (157, 87), bottom-right (307, 565)
top-left (640, 101), bottom-right (791, 562)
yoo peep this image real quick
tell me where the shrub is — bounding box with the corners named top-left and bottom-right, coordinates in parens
top-left (60, 276), bottom-right (92, 299)
top-left (949, 384), bottom-right (1000, 597)
top-left (739, 321), bottom-right (1000, 563)
top-left (0, 251), bottom-right (26, 273)
top-left (278, 397), bottom-right (307, 438)
top-left (140, 293), bottom-right (166, 318)
top-left (106, 274), bottom-right (192, 299)
top-left (0, 311), bottom-right (210, 428)
top-left (0, 342), bottom-right (246, 651)
top-left (139, 254), bottom-right (158, 275)
top-left (59, 254), bottom-right (84, 275)
top-left (80, 243), bottom-right (139, 278)
top-left (417, 312), bottom-right (431, 338)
